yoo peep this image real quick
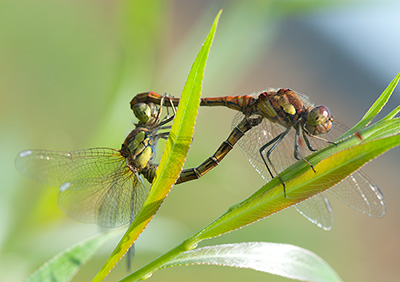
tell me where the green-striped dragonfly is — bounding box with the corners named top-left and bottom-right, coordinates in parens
top-left (15, 100), bottom-right (173, 228)
top-left (131, 90), bottom-right (385, 230)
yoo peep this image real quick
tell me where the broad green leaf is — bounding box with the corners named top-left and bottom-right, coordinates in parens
top-left (161, 242), bottom-right (342, 282)
top-left (92, 10), bottom-right (222, 281)
top-left (26, 231), bottom-right (117, 282)
top-left (195, 129), bottom-right (400, 240)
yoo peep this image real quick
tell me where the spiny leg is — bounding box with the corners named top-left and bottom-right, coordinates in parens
top-left (259, 127), bottom-right (291, 197)
top-left (126, 245), bottom-right (135, 271)
top-left (157, 94), bottom-right (177, 127)
top-left (303, 129), bottom-right (336, 146)
top-left (158, 115), bottom-right (174, 127)
top-left (126, 183), bottom-right (138, 271)
top-left (259, 133), bottom-right (284, 180)
top-left (294, 126), bottom-right (302, 160)
top-left (294, 126), bottom-right (315, 172)
top-left (164, 93), bottom-right (177, 116)
top-left (302, 130), bottom-right (317, 152)
top-left (154, 96), bottom-right (164, 124)
top-left (155, 132), bottom-right (170, 140)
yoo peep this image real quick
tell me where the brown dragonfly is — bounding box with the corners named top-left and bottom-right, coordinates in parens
top-left (131, 89), bottom-right (385, 230)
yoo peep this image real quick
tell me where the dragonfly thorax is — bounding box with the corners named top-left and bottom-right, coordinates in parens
top-left (121, 129), bottom-right (154, 172)
top-left (303, 105), bottom-right (333, 135)
top-left (255, 89), bottom-right (308, 128)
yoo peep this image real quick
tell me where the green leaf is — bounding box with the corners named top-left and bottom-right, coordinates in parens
top-left (92, 10), bottom-right (222, 282)
top-left (25, 232), bottom-right (117, 282)
top-left (162, 242), bottom-right (342, 282)
top-left (340, 72), bottom-right (400, 139)
top-left (194, 127), bottom-right (400, 241)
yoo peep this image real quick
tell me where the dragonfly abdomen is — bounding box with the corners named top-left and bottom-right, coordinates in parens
top-left (199, 95), bottom-right (256, 112)
top-left (177, 115), bottom-right (263, 184)
top-left (131, 92), bottom-right (180, 110)
top-left (141, 163), bottom-right (158, 184)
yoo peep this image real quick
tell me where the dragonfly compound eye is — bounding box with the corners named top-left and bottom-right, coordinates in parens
top-left (305, 105), bottom-right (333, 135)
top-left (133, 103), bottom-right (152, 123)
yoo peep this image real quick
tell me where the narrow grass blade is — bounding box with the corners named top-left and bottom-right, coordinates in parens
top-left (162, 242), bottom-right (342, 282)
top-left (92, 10), bottom-right (222, 282)
top-left (382, 105), bottom-right (400, 121)
top-left (340, 72), bottom-right (400, 139)
top-left (25, 232), bottom-right (117, 282)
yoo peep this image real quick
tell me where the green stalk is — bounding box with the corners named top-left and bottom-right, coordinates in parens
top-left (119, 238), bottom-right (200, 281)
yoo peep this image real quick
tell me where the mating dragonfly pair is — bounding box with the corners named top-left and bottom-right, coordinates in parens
top-left (15, 89), bottom-right (385, 230)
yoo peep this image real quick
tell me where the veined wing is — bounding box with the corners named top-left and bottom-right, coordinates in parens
top-left (15, 148), bottom-right (149, 227)
top-left (329, 172), bottom-right (385, 217)
top-left (232, 112), bottom-right (333, 229)
top-left (294, 194), bottom-right (333, 231)
top-left (232, 112), bottom-right (385, 229)
top-left (232, 112), bottom-right (307, 183)
top-left (303, 121), bottom-right (385, 217)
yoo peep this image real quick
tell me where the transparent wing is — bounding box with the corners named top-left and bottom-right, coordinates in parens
top-left (232, 111), bottom-right (386, 228)
top-left (306, 121), bottom-right (386, 217)
top-left (15, 148), bottom-right (124, 186)
top-left (15, 148), bottom-right (149, 227)
top-left (294, 194), bottom-right (333, 231)
top-left (232, 112), bottom-right (304, 183)
top-left (57, 166), bottom-right (147, 227)
top-left (329, 172), bottom-right (385, 217)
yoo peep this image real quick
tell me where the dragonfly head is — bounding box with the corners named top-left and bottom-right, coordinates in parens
top-left (304, 105), bottom-right (333, 135)
top-left (132, 103), bottom-right (159, 125)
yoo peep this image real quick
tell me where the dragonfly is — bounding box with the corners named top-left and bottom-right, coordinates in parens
top-left (15, 98), bottom-right (174, 228)
top-left (130, 89), bottom-right (386, 230)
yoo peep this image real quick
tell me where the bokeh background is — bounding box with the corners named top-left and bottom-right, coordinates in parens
top-left (1, 0), bottom-right (399, 281)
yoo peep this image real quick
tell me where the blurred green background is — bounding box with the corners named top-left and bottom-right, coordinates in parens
top-left (1, 0), bottom-right (399, 281)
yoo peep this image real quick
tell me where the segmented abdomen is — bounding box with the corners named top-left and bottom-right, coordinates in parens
top-left (131, 92), bottom-right (256, 113)
top-left (199, 95), bottom-right (256, 112)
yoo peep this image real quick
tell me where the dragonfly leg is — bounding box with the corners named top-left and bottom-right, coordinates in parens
top-left (294, 126), bottom-right (302, 160)
top-left (294, 127), bottom-right (316, 173)
top-left (155, 132), bottom-right (170, 140)
top-left (158, 115), bottom-right (174, 127)
top-left (164, 93), bottom-right (177, 116)
top-left (153, 96), bottom-right (165, 125)
top-left (302, 130), bottom-right (317, 152)
top-left (304, 129), bottom-right (337, 146)
top-left (157, 125), bottom-right (172, 130)
top-left (259, 127), bottom-right (291, 197)
top-left (157, 95), bottom-right (177, 127)
top-left (126, 245), bottom-right (136, 272)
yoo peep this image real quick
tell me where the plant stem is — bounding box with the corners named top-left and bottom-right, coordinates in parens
top-left (119, 238), bottom-right (199, 282)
